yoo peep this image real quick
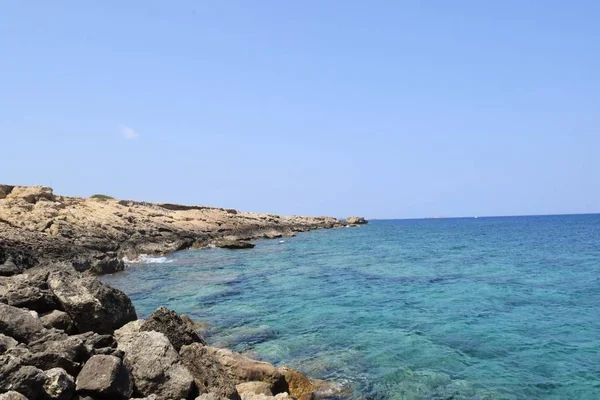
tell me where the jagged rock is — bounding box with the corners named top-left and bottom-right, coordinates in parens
top-left (43, 367), bottom-right (75, 400)
top-left (140, 306), bottom-right (206, 351)
top-left (240, 393), bottom-right (293, 400)
top-left (278, 367), bottom-right (314, 398)
top-left (236, 381), bottom-right (273, 396)
top-left (215, 239), bottom-right (255, 249)
top-left (2, 283), bottom-right (60, 314)
top-left (116, 331), bottom-right (193, 399)
top-left (5, 186), bottom-right (55, 204)
top-left (346, 216), bottom-right (367, 225)
top-left (0, 333), bottom-right (18, 353)
top-left (47, 271), bottom-right (136, 334)
top-left (0, 260), bottom-right (22, 277)
top-left (0, 303), bottom-right (45, 344)
top-left (263, 231), bottom-right (283, 239)
top-left (0, 355), bottom-right (46, 400)
top-left (76, 355), bottom-right (133, 399)
top-left (26, 333), bottom-right (88, 375)
top-left (204, 347), bottom-right (288, 395)
top-left (179, 343), bottom-right (240, 400)
top-left (113, 319), bottom-right (144, 341)
top-left (40, 310), bottom-right (76, 334)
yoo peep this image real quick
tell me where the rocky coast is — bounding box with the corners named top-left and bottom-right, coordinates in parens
top-left (0, 185), bottom-right (360, 400)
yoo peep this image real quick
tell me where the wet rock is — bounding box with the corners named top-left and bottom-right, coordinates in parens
top-left (43, 367), bottom-right (75, 400)
top-left (0, 333), bottom-right (18, 353)
top-left (47, 271), bottom-right (136, 334)
top-left (140, 306), bottom-right (206, 351)
top-left (205, 347), bottom-right (287, 395)
top-left (215, 239), bottom-right (255, 249)
top-left (76, 355), bottom-right (133, 399)
top-left (179, 343), bottom-right (240, 400)
top-left (236, 381), bottom-right (273, 396)
top-left (116, 331), bottom-right (193, 399)
top-left (40, 310), bottom-right (76, 334)
top-left (278, 367), bottom-right (314, 399)
top-left (0, 303), bottom-right (45, 344)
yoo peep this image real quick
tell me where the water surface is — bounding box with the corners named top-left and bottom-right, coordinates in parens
top-left (103, 215), bottom-right (600, 399)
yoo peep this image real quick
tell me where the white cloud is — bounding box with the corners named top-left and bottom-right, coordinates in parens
top-left (120, 125), bottom-right (139, 140)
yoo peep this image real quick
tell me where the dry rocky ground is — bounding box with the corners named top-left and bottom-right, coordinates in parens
top-left (0, 185), bottom-right (366, 400)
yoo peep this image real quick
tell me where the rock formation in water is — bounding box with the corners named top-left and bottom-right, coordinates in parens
top-left (0, 185), bottom-right (343, 275)
top-left (345, 216), bottom-right (368, 225)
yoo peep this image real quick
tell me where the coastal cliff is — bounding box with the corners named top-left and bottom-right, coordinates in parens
top-left (0, 185), bottom-right (343, 275)
top-left (0, 185), bottom-right (351, 400)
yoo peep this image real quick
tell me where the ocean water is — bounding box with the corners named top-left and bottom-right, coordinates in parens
top-left (102, 215), bottom-right (600, 399)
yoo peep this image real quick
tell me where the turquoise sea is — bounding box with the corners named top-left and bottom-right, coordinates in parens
top-left (103, 215), bottom-right (600, 399)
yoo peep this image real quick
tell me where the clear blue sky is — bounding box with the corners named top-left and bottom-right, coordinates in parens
top-left (1, 1), bottom-right (598, 219)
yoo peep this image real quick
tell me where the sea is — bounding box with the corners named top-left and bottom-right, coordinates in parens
top-left (102, 214), bottom-right (600, 399)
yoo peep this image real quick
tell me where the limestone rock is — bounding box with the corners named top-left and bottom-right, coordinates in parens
top-left (40, 310), bottom-right (76, 334)
top-left (278, 367), bottom-right (314, 398)
top-left (116, 331), bottom-right (193, 399)
top-left (346, 216), bottom-right (367, 225)
top-left (215, 239), bottom-right (255, 249)
top-left (0, 260), bottom-right (22, 277)
top-left (0, 355), bottom-right (46, 400)
top-left (26, 332), bottom-right (88, 375)
top-left (0, 391), bottom-right (28, 400)
top-left (5, 186), bottom-right (55, 204)
top-left (0, 303), bottom-right (45, 344)
top-left (47, 271), bottom-right (136, 334)
top-left (236, 381), bottom-right (273, 396)
top-left (240, 393), bottom-right (293, 400)
top-left (140, 306), bottom-right (206, 351)
top-left (76, 355), bottom-right (133, 399)
top-left (179, 343), bottom-right (240, 400)
top-left (113, 319), bottom-right (144, 341)
top-left (43, 367), bottom-right (75, 400)
top-left (196, 394), bottom-right (229, 400)
top-left (0, 333), bottom-right (18, 354)
top-left (204, 347), bottom-right (287, 395)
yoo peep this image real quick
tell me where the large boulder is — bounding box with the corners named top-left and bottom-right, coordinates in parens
top-left (5, 185), bottom-right (55, 204)
top-left (0, 355), bottom-right (47, 400)
top-left (26, 332), bottom-right (89, 375)
top-left (47, 271), bottom-right (137, 334)
top-left (116, 331), bottom-right (193, 399)
top-left (43, 367), bottom-right (75, 400)
top-left (179, 343), bottom-right (240, 400)
top-left (0, 333), bottom-right (18, 354)
top-left (0, 303), bottom-right (45, 343)
top-left (204, 347), bottom-right (288, 395)
top-left (1, 283), bottom-right (60, 314)
top-left (76, 355), bottom-right (133, 399)
top-left (140, 306), bottom-right (206, 351)
top-left (236, 381), bottom-right (273, 396)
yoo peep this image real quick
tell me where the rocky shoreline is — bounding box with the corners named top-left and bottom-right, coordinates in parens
top-left (0, 186), bottom-right (365, 400)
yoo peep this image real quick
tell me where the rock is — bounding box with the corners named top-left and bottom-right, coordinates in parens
top-left (0, 303), bottom-right (45, 344)
top-left (0, 260), bottom-right (22, 277)
top-left (116, 331), bottom-right (193, 399)
top-left (76, 355), bottom-right (133, 399)
top-left (263, 231), bottom-right (283, 239)
top-left (5, 186), bottom-right (55, 204)
top-left (215, 239), bottom-right (255, 249)
top-left (1, 283), bottom-right (60, 313)
top-left (278, 367), bottom-right (314, 399)
top-left (204, 347), bottom-right (287, 395)
top-left (196, 394), bottom-right (229, 400)
top-left (236, 381), bottom-right (273, 396)
top-left (113, 319), bottom-right (144, 341)
top-left (0, 392), bottom-right (28, 400)
top-left (0, 355), bottom-right (46, 400)
top-left (47, 271), bottom-right (137, 334)
top-left (43, 367), bottom-right (75, 400)
top-left (0, 184), bottom-right (14, 199)
top-left (26, 333), bottom-right (88, 375)
top-left (240, 393), bottom-right (293, 400)
top-left (140, 306), bottom-right (206, 351)
top-left (40, 310), bottom-right (76, 334)
top-left (179, 343), bottom-right (240, 400)
top-left (0, 333), bottom-right (18, 353)
top-left (346, 216), bottom-right (367, 225)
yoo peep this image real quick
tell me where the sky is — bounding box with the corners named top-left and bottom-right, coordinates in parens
top-left (1, 1), bottom-right (599, 219)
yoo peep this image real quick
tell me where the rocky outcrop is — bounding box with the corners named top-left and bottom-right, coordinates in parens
top-left (0, 185), bottom-right (344, 275)
top-left (346, 216), bottom-right (367, 225)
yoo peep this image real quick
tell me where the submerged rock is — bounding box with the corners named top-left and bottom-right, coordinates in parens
top-left (47, 271), bottom-right (136, 334)
top-left (140, 306), bottom-right (206, 351)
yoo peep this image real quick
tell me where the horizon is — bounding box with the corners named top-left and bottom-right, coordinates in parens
top-left (2, 1), bottom-right (599, 219)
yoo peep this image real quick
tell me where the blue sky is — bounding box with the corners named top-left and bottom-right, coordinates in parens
top-left (1, 1), bottom-right (598, 219)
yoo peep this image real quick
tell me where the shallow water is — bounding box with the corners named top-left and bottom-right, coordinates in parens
top-left (103, 215), bottom-right (600, 399)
